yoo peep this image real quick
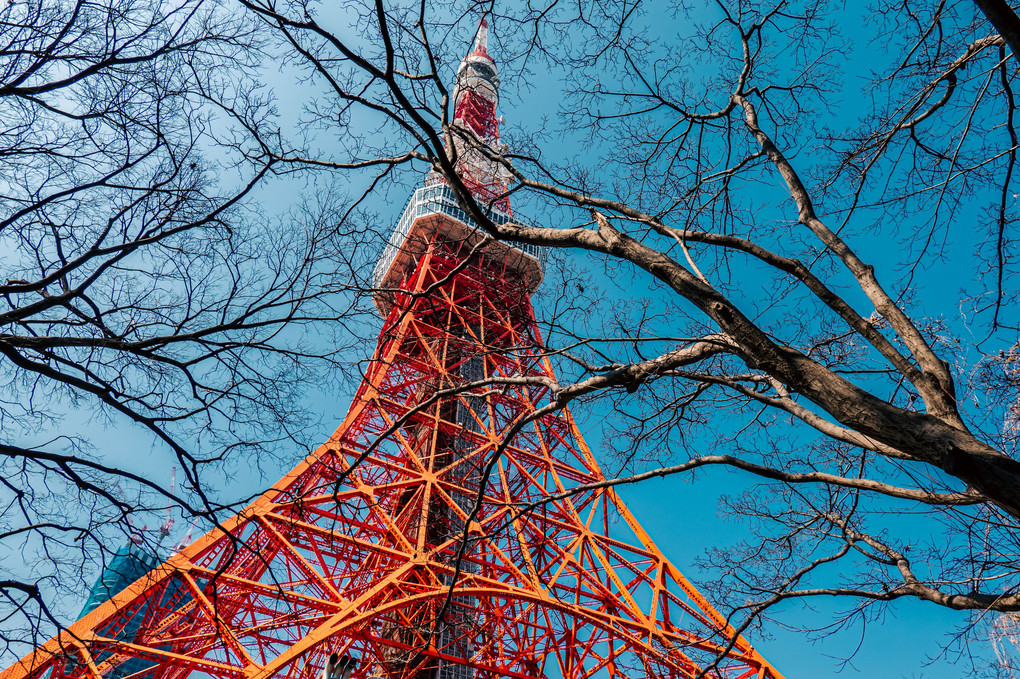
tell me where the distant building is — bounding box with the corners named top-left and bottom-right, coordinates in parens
top-left (78, 541), bottom-right (161, 679)
top-left (79, 542), bottom-right (160, 618)
top-left (76, 531), bottom-right (193, 679)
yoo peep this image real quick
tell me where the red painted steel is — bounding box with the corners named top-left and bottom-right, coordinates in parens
top-left (2, 20), bottom-right (785, 679)
top-left (3, 221), bottom-right (783, 679)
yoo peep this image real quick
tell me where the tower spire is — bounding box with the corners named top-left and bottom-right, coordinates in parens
top-left (470, 16), bottom-right (489, 56)
top-left (452, 16), bottom-right (500, 140)
top-left (443, 16), bottom-right (513, 213)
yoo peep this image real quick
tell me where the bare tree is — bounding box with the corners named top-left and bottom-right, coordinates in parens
top-left (222, 0), bottom-right (1020, 673)
top-left (0, 0), bottom-right (384, 659)
top-left (10, 0), bottom-right (1020, 674)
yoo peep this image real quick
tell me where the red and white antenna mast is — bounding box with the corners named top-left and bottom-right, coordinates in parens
top-left (452, 18), bottom-right (501, 141)
top-left (443, 16), bottom-right (513, 213)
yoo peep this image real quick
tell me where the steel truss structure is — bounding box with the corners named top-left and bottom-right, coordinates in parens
top-left (4, 219), bottom-right (782, 679)
top-left (3, 18), bottom-right (784, 679)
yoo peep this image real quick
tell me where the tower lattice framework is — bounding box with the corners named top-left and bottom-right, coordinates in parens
top-left (3, 19), bottom-right (784, 679)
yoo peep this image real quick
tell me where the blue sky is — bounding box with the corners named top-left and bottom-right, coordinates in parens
top-left (268, 3), bottom-right (1010, 671)
top-left (8, 2), bottom-right (1015, 678)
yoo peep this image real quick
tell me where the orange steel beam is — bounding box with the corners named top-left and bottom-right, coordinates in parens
top-left (4, 218), bottom-right (785, 679)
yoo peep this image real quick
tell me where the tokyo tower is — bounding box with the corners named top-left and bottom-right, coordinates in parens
top-left (3, 19), bottom-right (784, 679)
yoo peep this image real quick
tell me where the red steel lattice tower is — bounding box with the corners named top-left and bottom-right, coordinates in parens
top-left (3, 20), bottom-right (784, 679)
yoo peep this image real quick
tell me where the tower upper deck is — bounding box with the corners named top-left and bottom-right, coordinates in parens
top-left (371, 184), bottom-right (545, 316)
top-left (372, 19), bottom-right (545, 317)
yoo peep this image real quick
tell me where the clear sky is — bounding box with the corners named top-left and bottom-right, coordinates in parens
top-left (262, 3), bottom-right (1007, 672)
top-left (10, 2), bottom-right (1012, 678)
top-left (477, 4), bottom-right (995, 674)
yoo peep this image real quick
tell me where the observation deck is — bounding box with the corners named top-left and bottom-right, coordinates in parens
top-left (373, 184), bottom-right (546, 316)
